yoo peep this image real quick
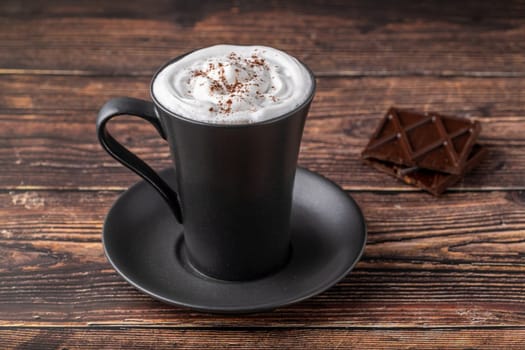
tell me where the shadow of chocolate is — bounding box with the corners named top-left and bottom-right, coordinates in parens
top-left (454, 144), bottom-right (494, 190)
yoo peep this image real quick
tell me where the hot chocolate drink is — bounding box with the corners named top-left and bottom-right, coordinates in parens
top-left (98, 45), bottom-right (316, 280)
top-left (152, 45), bottom-right (314, 124)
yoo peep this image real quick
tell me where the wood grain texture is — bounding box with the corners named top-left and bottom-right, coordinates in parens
top-left (2, 327), bottom-right (525, 350)
top-left (0, 75), bottom-right (524, 190)
top-left (1, 190), bottom-right (524, 326)
top-left (1, 0), bottom-right (525, 76)
top-left (2, 0), bottom-right (525, 346)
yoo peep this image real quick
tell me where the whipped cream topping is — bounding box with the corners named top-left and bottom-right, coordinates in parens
top-left (152, 45), bottom-right (314, 124)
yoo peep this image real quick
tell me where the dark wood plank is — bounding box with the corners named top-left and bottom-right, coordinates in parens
top-left (2, 1), bottom-right (523, 347)
top-left (1, 0), bottom-right (525, 75)
top-left (1, 190), bottom-right (524, 326)
top-left (0, 75), bottom-right (524, 190)
top-left (4, 0), bottom-right (524, 20)
top-left (2, 327), bottom-right (525, 350)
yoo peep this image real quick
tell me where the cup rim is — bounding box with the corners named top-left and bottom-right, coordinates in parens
top-left (149, 45), bottom-right (316, 128)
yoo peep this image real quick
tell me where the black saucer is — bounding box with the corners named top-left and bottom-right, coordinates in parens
top-left (102, 167), bottom-right (367, 313)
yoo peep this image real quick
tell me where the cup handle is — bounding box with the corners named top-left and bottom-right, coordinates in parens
top-left (96, 97), bottom-right (183, 223)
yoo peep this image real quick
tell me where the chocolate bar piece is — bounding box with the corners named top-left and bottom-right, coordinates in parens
top-left (364, 144), bottom-right (487, 195)
top-left (362, 108), bottom-right (481, 175)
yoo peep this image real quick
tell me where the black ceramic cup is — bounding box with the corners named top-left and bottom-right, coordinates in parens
top-left (96, 54), bottom-right (316, 281)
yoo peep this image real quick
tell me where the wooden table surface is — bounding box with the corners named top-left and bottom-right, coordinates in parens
top-left (2, 1), bottom-right (525, 348)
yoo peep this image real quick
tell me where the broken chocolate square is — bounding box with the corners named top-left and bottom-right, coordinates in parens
top-left (362, 107), bottom-right (487, 195)
top-left (362, 107), bottom-right (481, 175)
top-left (364, 144), bottom-right (487, 195)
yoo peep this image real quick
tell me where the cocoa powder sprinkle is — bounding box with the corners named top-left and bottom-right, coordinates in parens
top-left (188, 51), bottom-right (272, 116)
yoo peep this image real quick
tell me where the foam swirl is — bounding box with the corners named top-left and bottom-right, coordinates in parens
top-left (152, 45), bottom-right (313, 124)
